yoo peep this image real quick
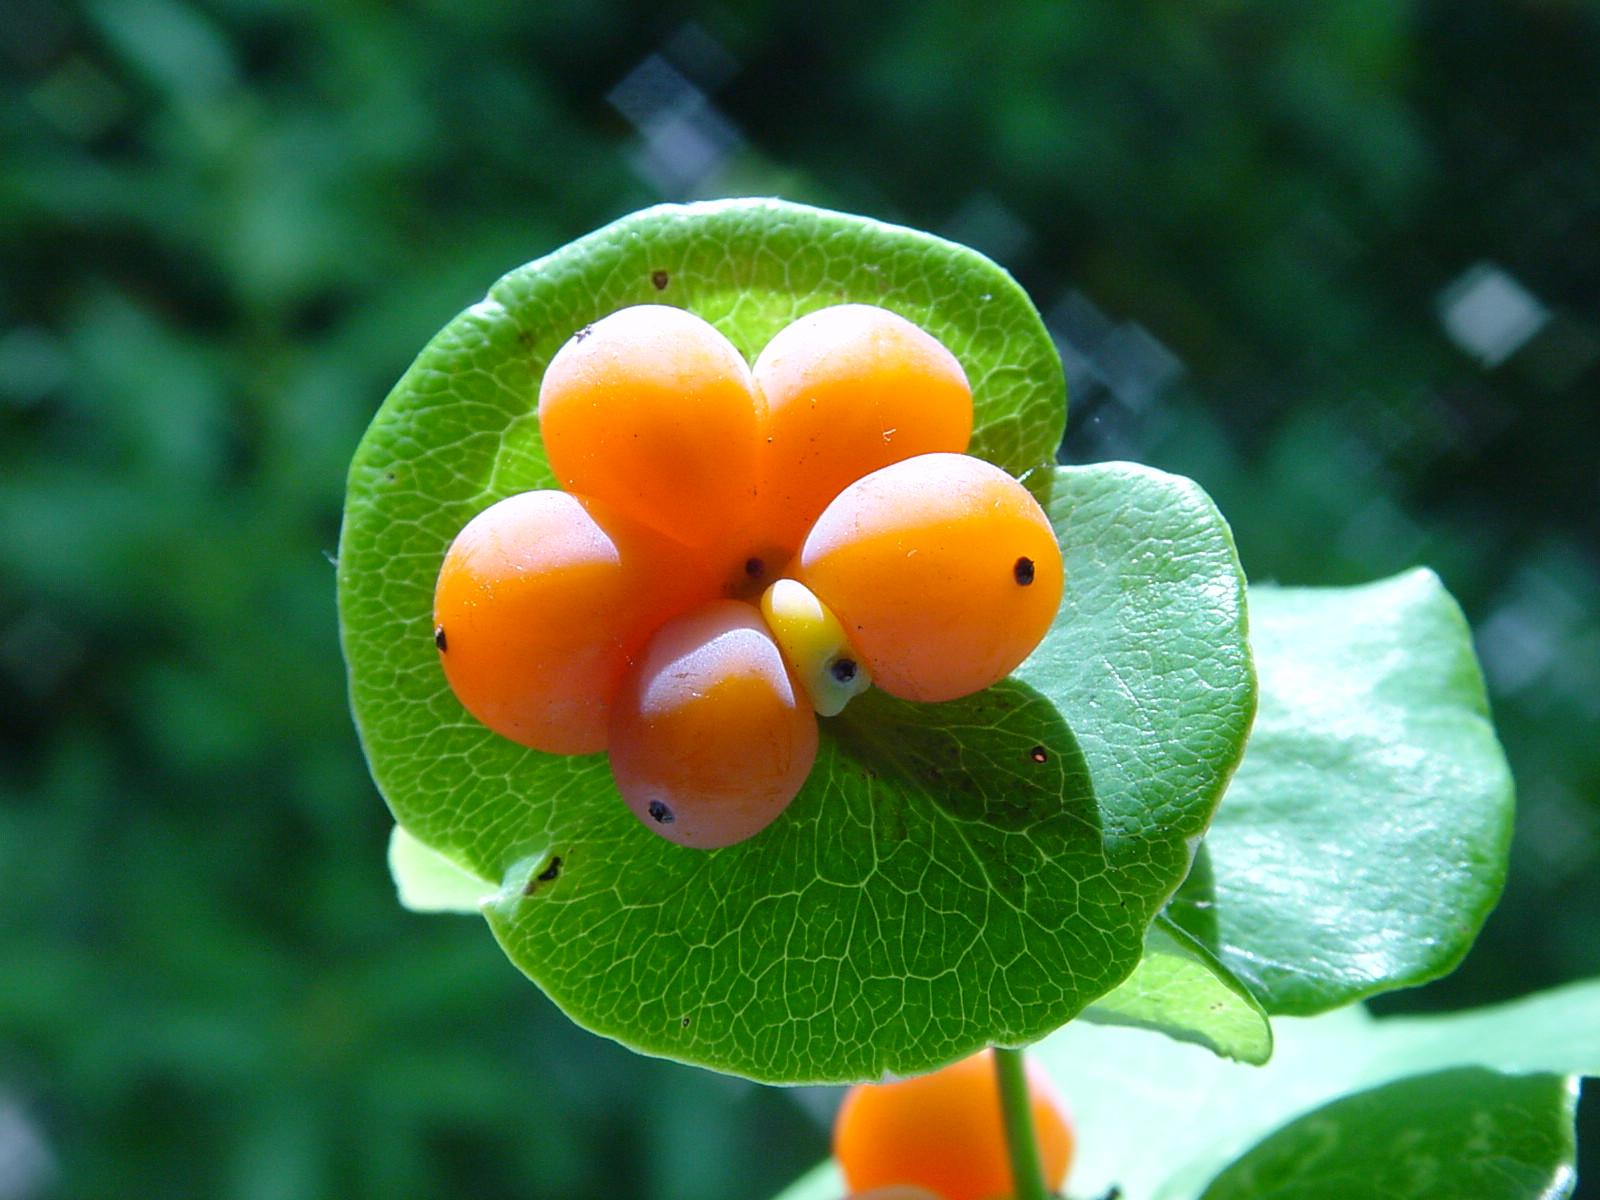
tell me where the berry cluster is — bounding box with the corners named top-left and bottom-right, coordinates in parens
top-left (433, 304), bottom-right (1062, 849)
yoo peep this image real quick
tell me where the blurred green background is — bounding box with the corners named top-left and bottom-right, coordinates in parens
top-left (2, 2), bottom-right (1597, 1197)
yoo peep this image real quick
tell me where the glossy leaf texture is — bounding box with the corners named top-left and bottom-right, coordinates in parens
top-left (1168, 569), bottom-right (1516, 1014)
top-left (1196, 1068), bottom-right (1577, 1200)
top-left (340, 200), bottom-right (1255, 1082)
top-left (772, 977), bottom-right (1600, 1200)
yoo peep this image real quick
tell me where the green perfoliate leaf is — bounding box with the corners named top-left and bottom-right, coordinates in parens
top-left (480, 461), bottom-right (1249, 1084)
top-left (1169, 568), bottom-right (1515, 1014)
top-left (339, 201), bottom-right (1255, 1082)
top-left (1082, 915), bottom-right (1272, 1065)
top-left (1197, 1068), bottom-right (1578, 1200)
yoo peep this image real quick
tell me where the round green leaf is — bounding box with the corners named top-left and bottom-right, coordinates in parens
top-left (338, 201), bottom-right (1254, 1082)
top-left (1169, 569), bottom-right (1516, 1014)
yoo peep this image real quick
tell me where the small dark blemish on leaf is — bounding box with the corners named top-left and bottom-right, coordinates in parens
top-left (650, 269), bottom-right (669, 291)
top-left (434, 625), bottom-right (448, 652)
top-left (648, 800), bottom-right (675, 825)
top-left (680, 1015), bottom-right (691, 1028)
top-left (1028, 745), bottom-right (1048, 764)
top-left (524, 855), bottom-right (563, 895)
top-left (385, 471), bottom-right (396, 483)
top-left (1013, 556), bottom-right (1036, 586)
top-left (831, 658), bottom-right (858, 684)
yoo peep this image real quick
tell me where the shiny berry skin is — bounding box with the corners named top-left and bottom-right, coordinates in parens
top-left (833, 1050), bottom-right (1074, 1200)
top-left (799, 453), bottom-right (1062, 703)
top-left (538, 305), bottom-right (763, 552)
top-left (608, 600), bottom-right (819, 848)
top-left (432, 490), bottom-right (709, 755)
top-left (753, 304), bottom-right (972, 558)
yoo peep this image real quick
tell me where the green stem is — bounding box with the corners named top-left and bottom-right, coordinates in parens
top-left (993, 1045), bottom-right (1051, 1200)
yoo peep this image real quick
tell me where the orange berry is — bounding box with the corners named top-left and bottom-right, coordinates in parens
top-left (609, 600), bottom-right (818, 848)
top-left (433, 490), bottom-right (709, 755)
top-left (753, 304), bottom-right (972, 557)
top-left (799, 454), bottom-right (1062, 703)
top-left (834, 1050), bottom-right (1074, 1200)
top-left (538, 305), bottom-right (763, 553)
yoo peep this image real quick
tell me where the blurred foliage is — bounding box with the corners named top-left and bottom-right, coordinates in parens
top-left (1, 1), bottom-right (1596, 1197)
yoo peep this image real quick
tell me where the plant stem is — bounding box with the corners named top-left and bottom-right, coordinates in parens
top-left (993, 1045), bottom-right (1050, 1200)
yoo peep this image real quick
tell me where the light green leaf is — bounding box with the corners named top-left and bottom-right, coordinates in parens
top-left (770, 1160), bottom-right (844, 1200)
top-left (1082, 915), bottom-right (1272, 1065)
top-left (387, 824), bottom-right (489, 914)
top-left (339, 201), bottom-right (1255, 1082)
top-left (1197, 1068), bottom-right (1578, 1200)
top-left (1169, 568), bottom-right (1515, 1014)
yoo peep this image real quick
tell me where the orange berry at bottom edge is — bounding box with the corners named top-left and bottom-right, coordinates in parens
top-left (834, 1050), bottom-right (1074, 1200)
top-left (799, 453), bottom-right (1063, 704)
top-left (432, 489), bottom-right (711, 756)
top-left (608, 600), bottom-right (819, 849)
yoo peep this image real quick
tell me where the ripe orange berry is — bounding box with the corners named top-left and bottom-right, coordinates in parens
top-left (834, 1050), bottom-right (1074, 1200)
top-left (538, 305), bottom-right (764, 554)
top-left (753, 304), bottom-right (972, 558)
top-left (609, 600), bottom-right (819, 848)
top-left (433, 490), bottom-right (710, 755)
top-left (799, 453), bottom-right (1062, 703)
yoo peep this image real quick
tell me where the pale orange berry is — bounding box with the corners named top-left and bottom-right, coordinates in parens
top-left (433, 490), bottom-right (710, 754)
top-left (539, 305), bottom-right (764, 553)
top-left (799, 453), bottom-right (1062, 703)
top-left (753, 304), bottom-right (972, 558)
top-left (609, 600), bottom-right (818, 848)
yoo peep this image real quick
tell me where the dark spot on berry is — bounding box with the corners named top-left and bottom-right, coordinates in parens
top-left (574, 323), bottom-right (594, 342)
top-left (744, 557), bottom-right (764, 579)
top-left (650, 269), bottom-right (669, 290)
top-left (434, 625), bottom-right (448, 652)
top-left (831, 658), bottom-right (858, 684)
top-left (648, 800), bottom-right (675, 825)
top-left (1029, 745), bottom-right (1048, 764)
top-left (1014, 556), bottom-right (1036, 586)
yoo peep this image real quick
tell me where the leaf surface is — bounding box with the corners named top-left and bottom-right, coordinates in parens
top-left (1082, 915), bottom-right (1272, 1065)
top-left (1197, 1068), bottom-right (1577, 1200)
top-left (1168, 569), bottom-right (1515, 1013)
